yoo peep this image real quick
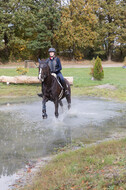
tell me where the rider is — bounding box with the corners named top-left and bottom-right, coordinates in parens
top-left (46, 47), bottom-right (69, 96)
top-left (38, 48), bottom-right (69, 97)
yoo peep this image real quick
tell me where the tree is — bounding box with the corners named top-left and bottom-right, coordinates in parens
top-left (0, 0), bottom-right (14, 61)
top-left (90, 56), bottom-right (104, 80)
top-left (95, 0), bottom-right (126, 60)
top-left (54, 0), bottom-right (99, 59)
top-left (0, 0), bottom-right (61, 61)
top-left (21, 0), bottom-right (61, 59)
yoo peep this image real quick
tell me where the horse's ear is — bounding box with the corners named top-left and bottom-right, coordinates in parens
top-left (38, 58), bottom-right (46, 65)
top-left (38, 58), bottom-right (42, 65)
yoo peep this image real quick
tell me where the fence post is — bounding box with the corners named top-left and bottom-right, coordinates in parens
top-left (25, 60), bottom-right (28, 68)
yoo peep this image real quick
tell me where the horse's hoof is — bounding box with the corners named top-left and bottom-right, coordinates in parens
top-left (42, 114), bottom-right (47, 119)
top-left (55, 113), bottom-right (59, 118)
top-left (68, 104), bottom-right (71, 110)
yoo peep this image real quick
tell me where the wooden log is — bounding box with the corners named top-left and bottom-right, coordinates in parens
top-left (0, 76), bottom-right (73, 85)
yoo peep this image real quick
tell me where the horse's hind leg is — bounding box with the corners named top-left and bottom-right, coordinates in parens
top-left (59, 100), bottom-right (63, 112)
top-left (54, 99), bottom-right (59, 118)
top-left (65, 81), bottom-right (71, 110)
top-left (66, 94), bottom-right (71, 110)
top-left (59, 100), bottom-right (63, 107)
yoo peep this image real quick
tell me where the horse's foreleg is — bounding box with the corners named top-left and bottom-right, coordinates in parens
top-left (54, 99), bottom-right (59, 118)
top-left (42, 98), bottom-right (47, 119)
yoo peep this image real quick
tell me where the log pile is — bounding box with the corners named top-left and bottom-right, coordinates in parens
top-left (0, 76), bottom-right (73, 85)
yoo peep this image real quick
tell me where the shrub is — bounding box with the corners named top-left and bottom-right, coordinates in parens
top-left (16, 67), bottom-right (29, 75)
top-left (90, 56), bottom-right (104, 80)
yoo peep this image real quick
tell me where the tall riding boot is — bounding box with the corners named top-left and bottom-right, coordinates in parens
top-left (62, 81), bottom-right (69, 96)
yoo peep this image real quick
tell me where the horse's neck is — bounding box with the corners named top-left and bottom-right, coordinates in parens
top-left (44, 75), bottom-right (53, 87)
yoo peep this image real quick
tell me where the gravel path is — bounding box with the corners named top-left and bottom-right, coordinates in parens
top-left (0, 63), bottom-right (124, 69)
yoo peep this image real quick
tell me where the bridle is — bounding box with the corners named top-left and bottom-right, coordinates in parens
top-left (38, 66), bottom-right (46, 82)
top-left (38, 67), bottom-right (43, 81)
top-left (38, 64), bottom-right (49, 82)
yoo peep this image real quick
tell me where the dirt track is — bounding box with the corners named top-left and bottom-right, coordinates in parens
top-left (0, 63), bottom-right (124, 69)
top-left (63, 63), bottom-right (123, 68)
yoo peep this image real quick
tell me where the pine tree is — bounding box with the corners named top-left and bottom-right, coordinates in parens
top-left (93, 56), bottom-right (104, 80)
top-left (12, 0), bottom-right (61, 59)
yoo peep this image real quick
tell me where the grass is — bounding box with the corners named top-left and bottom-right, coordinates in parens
top-left (0, 67), bottom-right (126, 102)
top-left (22, 138), bottom-right (126, 190)
top-left (62, 67), bottom-right (126, 88)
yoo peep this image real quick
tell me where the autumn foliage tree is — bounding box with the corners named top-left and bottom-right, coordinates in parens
top-left (55, 0), bottom-right (99, 59)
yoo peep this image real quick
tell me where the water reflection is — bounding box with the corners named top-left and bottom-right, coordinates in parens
top-left (0, 97), bottom-right (126, 182)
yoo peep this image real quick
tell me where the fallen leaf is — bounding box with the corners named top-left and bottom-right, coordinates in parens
top-left (27, 168), bottom-right (31, 173)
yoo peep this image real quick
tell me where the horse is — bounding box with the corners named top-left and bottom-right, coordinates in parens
top-left (38, 59), bottom-right (71, 119)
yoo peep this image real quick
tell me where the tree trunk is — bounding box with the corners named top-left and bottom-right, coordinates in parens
top-left (72, 43), bottom-right (76, 60)
top-left (108, 50), bottom-right (112, 61)
top-left (107, 40), bottom-right (113, 61)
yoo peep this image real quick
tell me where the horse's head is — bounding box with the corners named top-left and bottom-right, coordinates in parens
top-left (38, 59), bottom-right (50, 81)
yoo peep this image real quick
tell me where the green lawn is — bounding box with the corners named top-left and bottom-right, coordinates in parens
top-left (63, 67), bottom-right (126, 88)
top-left (0, 67), bottom-right (126, 88)
top-left (0, 67), bottom-right (126, 101)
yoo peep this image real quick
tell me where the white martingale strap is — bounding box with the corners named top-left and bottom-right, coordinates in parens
top-left (58, 80), bottom-right (63, 100)
top-left (59, 88), bottom-right (63, 100)
top-left (57, 79), bottom-right (63, 88)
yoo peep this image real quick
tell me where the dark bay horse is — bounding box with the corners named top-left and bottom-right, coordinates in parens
top-left (38, 59), bottom-right (71, 119)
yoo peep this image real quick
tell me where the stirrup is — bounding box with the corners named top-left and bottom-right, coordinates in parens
top-left (37, 93), bottom-right (43, 97)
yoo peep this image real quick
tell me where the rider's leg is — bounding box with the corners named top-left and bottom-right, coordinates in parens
top-left (57, 72), bottom-right (69, 96)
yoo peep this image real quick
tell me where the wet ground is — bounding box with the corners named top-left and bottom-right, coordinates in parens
top-left (0, 96), bottom-right (126, 189)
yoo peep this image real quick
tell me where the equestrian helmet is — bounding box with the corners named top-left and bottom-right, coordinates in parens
top-left (48, 48), bottom-right (56, 53)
